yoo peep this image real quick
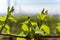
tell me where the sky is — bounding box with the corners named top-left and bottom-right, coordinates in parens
top-left (0, 0), bottom-right (60, 15)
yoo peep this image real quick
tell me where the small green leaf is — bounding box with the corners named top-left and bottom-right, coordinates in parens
top-left (0, 25), bottom-right (2, 29)
top-left (57, 23), bottom-right (60, 25)
top-left (8, 16), bottom-right (17, 23)
top-left (31, 39), bottom-right (34, 40)
top-left (16, 37), bottom-right (26, 40)
top-left (30, 21), bottom-right (39, 30)
top-left (36, 13), bottom-right (46, 20)
top-left (21, 24), bottom-right (28, 31)
top-left (40, 24), bottom-right (50, 35)
top-left (30, 21), bottom-right (37, 26)
top-left (5, 24), bottom-right (10, 34)
top-left (0, 16), bottom-right (6, 21)
top-left (56, 26), bottom-right (60, 32)
top-left (35, 29), bottom-right (45, 36)
top-left (22, 19), bottom-right (30, 24)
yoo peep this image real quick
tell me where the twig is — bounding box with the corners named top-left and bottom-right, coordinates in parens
top-left (0, 33), bottom-right (26, 38)
top-left (0, 33), bottom-right (60, 38)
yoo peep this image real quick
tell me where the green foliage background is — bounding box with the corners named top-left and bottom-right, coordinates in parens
top-left (0, 7), bottom-right (60, 40)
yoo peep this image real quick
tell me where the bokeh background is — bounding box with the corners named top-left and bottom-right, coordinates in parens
top-left (0, 0), bottom-right (60, 40)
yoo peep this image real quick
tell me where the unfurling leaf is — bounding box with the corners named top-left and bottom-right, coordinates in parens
top-left (36, 9), bottom-right (48, 20)
top-left (41, 8), bottom-right (45, 14)
top-left (36, 13), bottom-right (46, 20)
top-left (45, 10), bottom-right (48, 15)
top-left (10, 6), bottom-right (14, 13)
top-left (7, 6), bottom-right (14, 16)
top-left (8, 6), bottom-right (10, 12)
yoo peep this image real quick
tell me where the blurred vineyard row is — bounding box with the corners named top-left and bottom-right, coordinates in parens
top-left (0, 7), bottom-right (60, 40)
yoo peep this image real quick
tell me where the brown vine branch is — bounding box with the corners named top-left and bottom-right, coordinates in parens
top-left (0, 33), bottom-right (26, 38)
top-left (0, 33), bottom-right (60, 38)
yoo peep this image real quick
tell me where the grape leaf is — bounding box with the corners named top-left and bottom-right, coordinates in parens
top-left (0, 16), bottom-right (6, 21)
top-left (22, 19), bottom-right (30, 24)
top-left (30, 21), bottom-right (39, 31)
top-left (16, 37), bottom-right (26, 40)
top-left (56, 23), bottom-right (60, 34)
top-left (40, 24), bottom-right (50, 35)
top-left (36, 13), bottom-right (46, 20)
top-left (56, 25), bottom-right (60, 32)
top-left (1, 24), bottom-right (10, 34)
top-left (35, 29), bottom-right (45, 36)
top-left (21, 24), bottom-right (28, 31)
top-left (0, 25), bottom-right (2, 29)
top-left (8, 15), bottom-right (17, 23)
top-left (5, 24), bottom-right (10, 34)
